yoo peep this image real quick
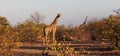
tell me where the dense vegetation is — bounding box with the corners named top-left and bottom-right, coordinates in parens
top-left (0, 13), bottom-right (120, 51)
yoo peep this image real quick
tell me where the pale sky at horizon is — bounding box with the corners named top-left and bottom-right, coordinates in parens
top-left (0, 0), bottom-right (120, 26)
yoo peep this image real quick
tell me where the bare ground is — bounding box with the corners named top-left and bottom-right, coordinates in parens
top-left (0, 41), bottom-right (120, 56)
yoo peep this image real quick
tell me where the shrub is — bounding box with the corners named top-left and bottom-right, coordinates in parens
top-left (0, 16), bottom-right (20, 49)
top-left (16, 20), bottom-right (44, 42)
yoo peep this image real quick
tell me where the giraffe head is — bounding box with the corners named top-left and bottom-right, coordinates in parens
top-left (56, 13), bottom-right (61, 18)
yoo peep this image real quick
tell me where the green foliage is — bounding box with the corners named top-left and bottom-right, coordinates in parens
top-left (0, 16), bottom-right (45, 50)
top-left (0, 16), bottom-right (20, 49)
top-left (87, 19), bottom-right (105, 40)
top-left (87, 15), bottom-right (120, 49)
top-left (16, 20), bottom-right (44, 42)
top-left (44, 40), bottom-right (80, 56)
top-left (101, 16), bottom-right (120, 49)
top-left (56, 25), bottom-right (70, 41)
top-left (56, 24), bottom-right (90, 41)
top-left (0, 16), bottom-right (9, 26)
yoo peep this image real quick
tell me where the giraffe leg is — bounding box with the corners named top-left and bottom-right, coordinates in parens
top-left (43, 30), bottom-right (48, 45)
top-left (52, 33), bottom-right (54, 42)
top-left (45, 28), bottom-right (48, 40)
top-left (52, 31), bottom-right (56, 42)
top-left (45, 32), bottom-right (48, 44)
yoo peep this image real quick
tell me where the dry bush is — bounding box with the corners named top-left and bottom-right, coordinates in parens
top-left (16, 20), bottom-right (45, 42)
top-left (0, 16), bottom-right (20, 49)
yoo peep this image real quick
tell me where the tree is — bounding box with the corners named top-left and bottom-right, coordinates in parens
top-left (0, 16), bottom-right (9, 27)
top-left (87, 15), bottom-right (120, 49)
top-left (30, 11), bottom-right (45, 24)
top-left (0, 16), bottom-right (20, 49)
top-left (102, 16), bottom-right (120, 49)
top-left (56, 25), bottom-right (67, 41)
top-left (87, 19), bottom-right (105, 40)
top-left (16, 20), bottom-right (45, 42)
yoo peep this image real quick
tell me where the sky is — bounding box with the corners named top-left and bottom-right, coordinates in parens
top-left (0, 0), bottom-right (120, 26)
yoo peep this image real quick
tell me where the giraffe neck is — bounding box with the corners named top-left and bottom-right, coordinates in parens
top-left (50, 15), bottom-right (60, 26)
top-left (51, 18), bottom-right (58, 25)
top-left (49, 14), bottom-right (61, 26)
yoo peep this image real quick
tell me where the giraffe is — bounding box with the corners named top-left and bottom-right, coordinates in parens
top-left (71, 16), bottom-right (88, 41)
top-left (79, 16), bottom-right (88, 41)
top-left (44, 13), bottom-right (61, 42)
